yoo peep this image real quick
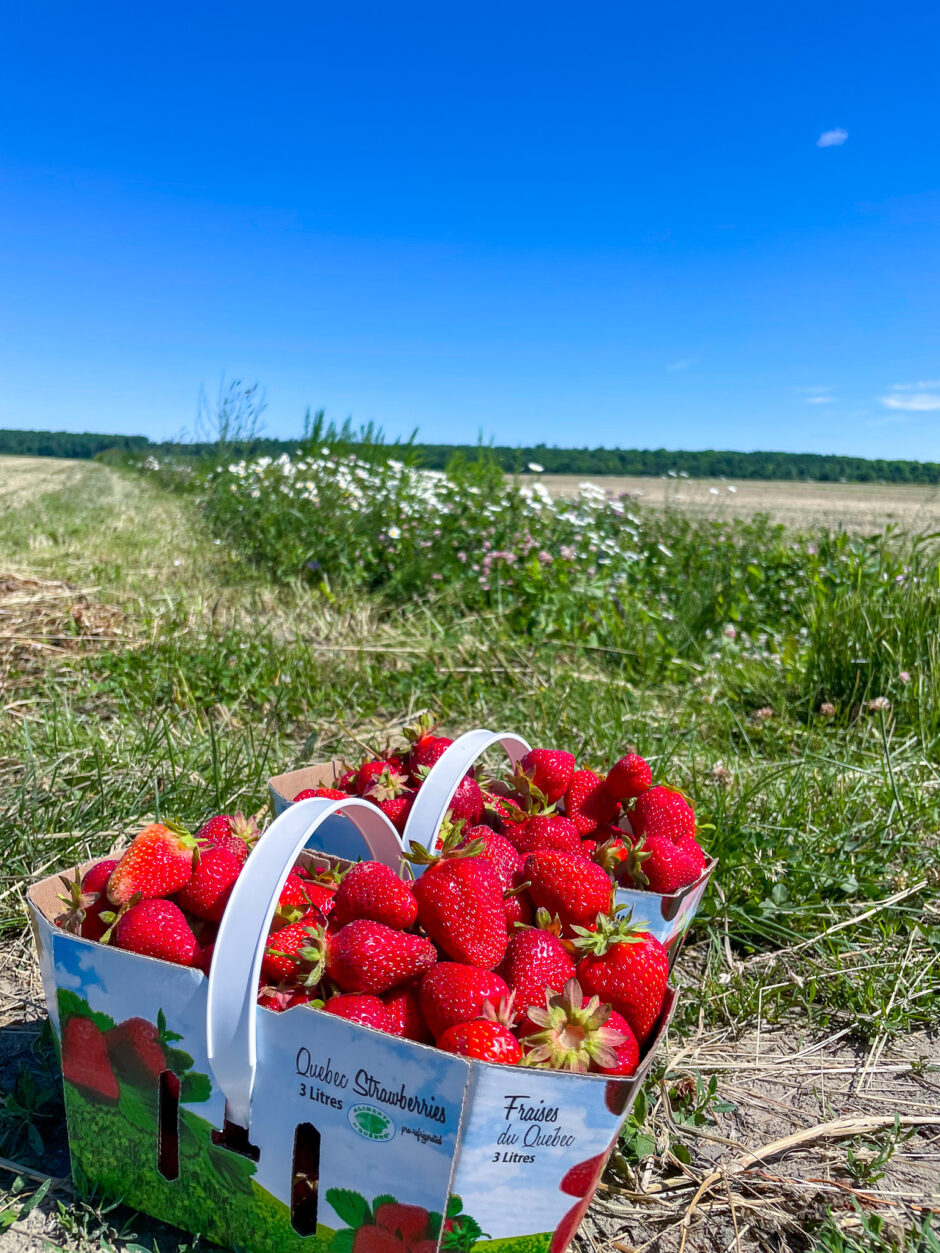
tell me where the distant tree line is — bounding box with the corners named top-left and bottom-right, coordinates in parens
top-left (2, 426), bottom-right (940, 485)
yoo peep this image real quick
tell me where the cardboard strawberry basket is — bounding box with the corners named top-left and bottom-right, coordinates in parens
top-left (270, 728), bottom-right (717, 968)
top-left (28, 788), bottom-right (676, 1253)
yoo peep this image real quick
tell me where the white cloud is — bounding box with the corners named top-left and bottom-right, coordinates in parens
top-left (881, 392), bottom-right (940, 412)
top-left (817, 128), bottom-right (848, 148)
top-left (798, 387), bottom-right (835, 405)
top-left (892, 380), bottom-right (940, 391)
top-left (666, 358), bottom-right (698, 372)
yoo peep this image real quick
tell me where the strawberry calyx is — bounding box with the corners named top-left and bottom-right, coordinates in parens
top-left (569, 905), bottom-right (651, 956)
top-left (510, 907), bottom-right (579, 954)
top-left (227, 811), bottom-right (261, 848)
top-left (522, 978), bottom-right (626, 1072)
top-left (593, 834), bottom-right (632, 876)
top-left (267, 922), bottom-right (329, 988)
top-left (509, 764), bottom-right (559, 815)
top-left (55, 868), bottom-right (95, 934)
top-left (403, 710), bottom-right (440, 745)
top-left (480, 991), bottom-right (519, 1031)
top-left (365, 766), bottom-right (410, 802)
top-left (623, 838), bottom-right (653, 888)
top-left (405, 820), bottom-right (484, 867)
top-left (98, 892), bottom-right (142, 945)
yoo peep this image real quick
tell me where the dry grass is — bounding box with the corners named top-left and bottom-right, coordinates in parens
top-left (521, 475), bottom-right (940, 533)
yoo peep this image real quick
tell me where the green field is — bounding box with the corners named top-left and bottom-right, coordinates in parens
top-left (0, 452), bottom-right (938, 1253)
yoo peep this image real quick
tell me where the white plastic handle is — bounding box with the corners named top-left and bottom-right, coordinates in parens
top-left (402, 728), bottom-right (532, 857)
top-left (206, 797), bottom-right (403, 1129)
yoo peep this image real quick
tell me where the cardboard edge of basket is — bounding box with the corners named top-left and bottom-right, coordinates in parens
top-left (615, 856), bottom-right (718, 918)
top-left (268, 761), bottom-right (348, 815)
top-left (27, 859), bottom-right (679, 1089)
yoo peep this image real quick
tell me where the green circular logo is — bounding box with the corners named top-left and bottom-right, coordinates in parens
top-left (348, 1103), bottom-right (396, 1142)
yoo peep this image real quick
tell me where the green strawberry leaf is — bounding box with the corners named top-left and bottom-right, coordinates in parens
top-left (427, 1213), bottom-right (443, 1239)
top-left (156, 1007), bottom-right (183, 1043)
top-left (326, 1189), bottom-right (371, 1230)
top-left (371, 1195), bottom-right (397, 1216)
top-left (332, 1230), bottom-right (356, 1253)
top-left (179, 1071), bottom-right (211, 1103)
top-left (56, 988), bottom-right (115, 1034)
top-left (165, 1047), bottom-right (194, 1074)
top-left (445, 1195), bottom-right (464, 1217)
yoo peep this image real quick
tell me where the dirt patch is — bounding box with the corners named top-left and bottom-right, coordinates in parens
top-left (585, 1024), bottom-right (940, 1253)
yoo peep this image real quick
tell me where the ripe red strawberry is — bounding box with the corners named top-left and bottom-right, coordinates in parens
top-left (521, 978), bottom-right (628, 1072)
top-left (408, 736), bottom-right (453, 780)
top-left (294, 786), bottom-right (347, 802)
top-left (262, 919), bottom-right (324, 985)
top-left (376, 791), bottom-right (415, 834)
top-left (503, 886), bottom-right (533, 929)
top-left (106, 823), bottom-right (200, 906)
top-left (496, 923), bottom-right (576, 1013)
top-left (105, 1016), bottom-right (169, 1084)
top-left (174, 846), bottom-right (242, 922)
top-left (626, 832), bottom-right (706, 894)
top-left (560, 1151), bottom-right (607, 1197)
top-left (460, 825), bottom-right (523, 889)
top-left (514, 748), bottom-right (576, 807)
top-left (336, 768), bottom-right (360, 794)
top-left (405, 714), bottom-right (453, 784)
top-left (82, 859), bottom-right (119, 896)
top-left (574, 913), bottom-right (669, 1044)
top-left (482, 789), bottom-right (527, 832)
top-left (194, 812), bottom-right (257, 863)
top-left (524, 849), bottom-right (613, 928)
top-left (357, 759), bottom-right (407, 798)
top-left (375, 1203), bottom-right (430, 1243)
top-left (605, 754), bottom-right (652, 801)
top-left (594, 1009), bottom-right (639, 1075)
top-left (382, 979), bottom-right (432, 1042)
top-left (508, 814), bottom-right (582, 857)
top-left (111, 899), bottom-right (202, 967)
top-left (273, 871), bottom-right (318, 927)
top-left (327, 920), bottom-right (437, 995)
top-left (564, 770), bottom-right (620, 836)
top-left (419, 964), bottom-right (511, 1041)
top-left (410, 843), bottom-right (508, 969)
top-left (257, 982), bottom-right (315, 1011)
top-left (61, 1016), bottom-right (120, 1102)
top-left (447, 775), bottom-right (485, 826)
top-left (551, 1198), bottom-right (592, 1253)
top-left (629, 786), bottom-right (695, 842)
top-left (321, 993), bottom-right (395, 1032)
top-left (302, 878), bottom-right (339, 917)
top-left (331, 861), bottom-right (418, 930)
top-left (437, 1020), bottom-right (522, 1064)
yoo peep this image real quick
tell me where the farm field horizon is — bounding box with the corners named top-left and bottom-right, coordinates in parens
top-left (0, 452), bottom-right (938, 1253)
top-left (6, 454), bottom-right (940, 533)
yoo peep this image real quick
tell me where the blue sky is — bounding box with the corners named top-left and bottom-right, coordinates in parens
top-left (1, 1), bottom-right (938, 458)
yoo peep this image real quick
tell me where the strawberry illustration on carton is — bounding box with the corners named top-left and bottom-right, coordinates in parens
top-left (28, 791), bottom-right (676, 1253)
